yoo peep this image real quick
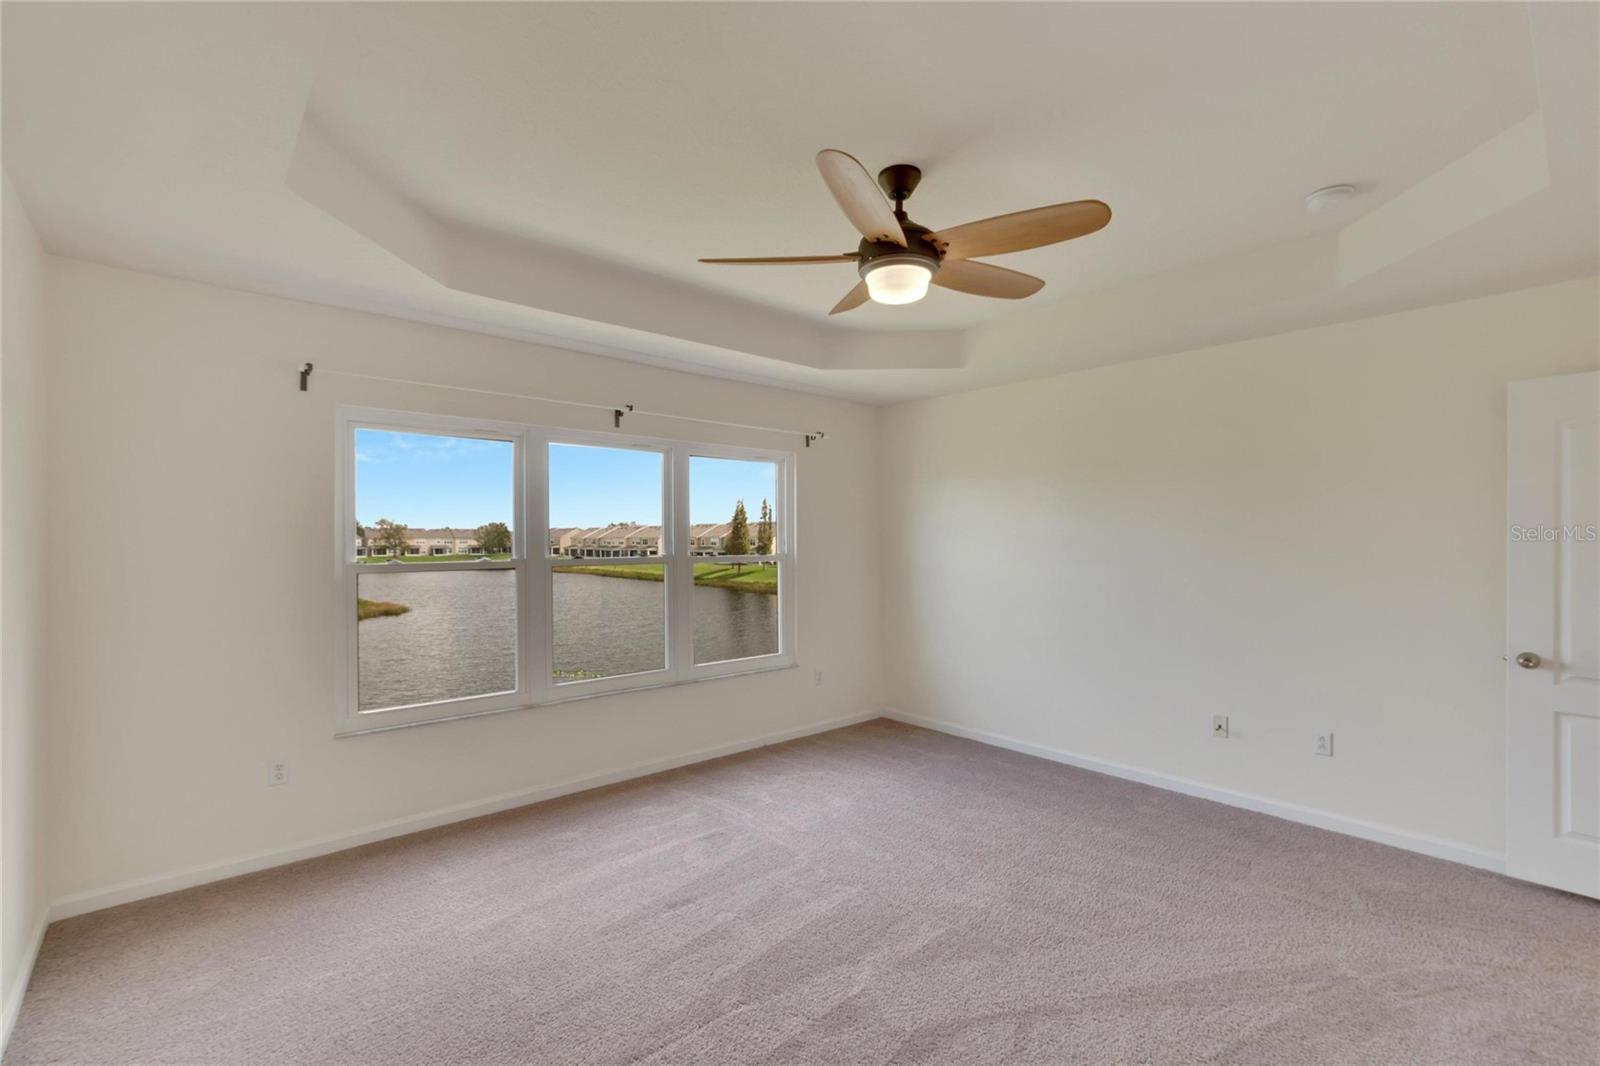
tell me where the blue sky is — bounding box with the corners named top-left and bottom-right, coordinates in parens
top-left (356, 430), bottom-right (513, 528)
top-left (356, 431), bottom-right (776, 530)
top-left (686, 454), bottom-right (777, 527)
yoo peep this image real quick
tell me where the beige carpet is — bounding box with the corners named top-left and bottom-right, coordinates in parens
top-left (9, 720), bottom-right (1598, 1065)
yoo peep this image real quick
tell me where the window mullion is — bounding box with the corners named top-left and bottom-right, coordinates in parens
top-left (527, 429), bottom-right (552, 703)
top-left (667, 446), bottom-right (692, 677)
top-left (342, 561), bottom-right (359, 727)
top-left (778, 455), bottom-right (796, 660)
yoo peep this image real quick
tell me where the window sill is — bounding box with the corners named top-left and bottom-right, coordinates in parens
top-left (335, 657), bottom-right (798, 737)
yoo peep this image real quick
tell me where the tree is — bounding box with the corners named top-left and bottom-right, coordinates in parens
top-left (475, 521), bottom-right (512, 556)
top-left (374, 518), bottom-right (409, 558)
top-left (723, 499), bottom-right (750, 570)
top-left (755, 498), bottom-right (774, 556)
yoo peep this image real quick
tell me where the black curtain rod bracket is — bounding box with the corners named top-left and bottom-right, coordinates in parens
top-left (292, 366), bottom-right (823, 441)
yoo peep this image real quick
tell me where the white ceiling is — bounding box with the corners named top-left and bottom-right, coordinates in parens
top-left (4, 2), bottom-right (1596, 402)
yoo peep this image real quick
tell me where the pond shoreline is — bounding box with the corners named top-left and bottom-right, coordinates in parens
top-left (556, 564), bottom-right (777, 595)
top-left (356, 598), bottom-right (410, 620)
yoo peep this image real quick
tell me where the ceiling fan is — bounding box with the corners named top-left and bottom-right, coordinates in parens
top-left (700, 150), bottom-right (1111, 314)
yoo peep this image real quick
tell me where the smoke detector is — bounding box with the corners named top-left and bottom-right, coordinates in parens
top-left (1304, 184), bottom-right (1358, 214)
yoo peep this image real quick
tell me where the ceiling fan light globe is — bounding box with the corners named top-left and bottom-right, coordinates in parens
top-left (861, 256), bottom-right (936, 305)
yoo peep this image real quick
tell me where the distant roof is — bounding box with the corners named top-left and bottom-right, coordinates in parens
top-left (358, 524), bottom-right (499, 538)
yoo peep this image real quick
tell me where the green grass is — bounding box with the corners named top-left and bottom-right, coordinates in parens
top-left (357, 553), bottom-right (511, 564)
top-left (355, 553), bottom-right (777, 594)
top-left (555, 562), bottom-right (667, 581)
top-left (690, 563), bottom-right (778, 593)
top-left (356, 598), bottom-right (410, 621)
top-left (555, 562), bottom-right (776, 594)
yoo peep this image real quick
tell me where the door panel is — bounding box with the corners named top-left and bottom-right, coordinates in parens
top-left (1506, 371), bottom-right (1600, 898)
top-left (1558, 417), bottom-right (1598, 682)
top-left (1558, 713), bottom-right (1598, 841)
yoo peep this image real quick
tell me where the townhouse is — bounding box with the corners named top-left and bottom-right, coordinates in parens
top-left (354, 527), bottom-right (486, 558)
top-left (354, 520), bottom-right (775, 559)
top-left (548, 524), bottom-right (663, 558)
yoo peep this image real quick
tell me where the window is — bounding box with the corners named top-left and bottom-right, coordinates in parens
top-left (337, 408), bottom-right (795, 733)
top-left (547, 443), bottom-right (667, 689)
top-left (338, 415), bottom-right (524, 732)
top-left (688, 455), bottom-right (782, 666)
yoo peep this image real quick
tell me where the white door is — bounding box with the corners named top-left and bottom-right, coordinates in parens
top-left (1507, 370), bottom-right (1599, 898)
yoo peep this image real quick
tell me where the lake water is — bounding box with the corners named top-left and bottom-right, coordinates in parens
top-left (357, 569), bottom-right (777, 711)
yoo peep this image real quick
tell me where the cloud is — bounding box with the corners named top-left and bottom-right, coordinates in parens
top-left (363, 430), bottom-right (510, 462)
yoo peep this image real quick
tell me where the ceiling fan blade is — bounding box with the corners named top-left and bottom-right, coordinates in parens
top-left (699, 254), bottom-right (859, 265)
top-left (829, 280), bottom-right (871, 315)
top-left (932, 259), bottom-right (1045, 300)
top-left (928, 200), bottom-right (1111, 260)
top-left (816, 150), bottom-right (907, 247)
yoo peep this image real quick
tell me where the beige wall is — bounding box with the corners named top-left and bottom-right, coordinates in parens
top-left (1, 176), bottom-right (49, 1026)
top-left (879, 277), bottom-right (1599, 857)
top-left (42, 257), bottom-right (884, 902)
top-left (19, 248), bottom-right (1600, 925)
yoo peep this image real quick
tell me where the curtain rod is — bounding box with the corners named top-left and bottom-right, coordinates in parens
top-left (297, 363), bottom-right (827, 446)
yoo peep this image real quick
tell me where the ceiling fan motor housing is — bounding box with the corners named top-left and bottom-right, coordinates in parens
top-left (857, 222), bottom-right (942, 279)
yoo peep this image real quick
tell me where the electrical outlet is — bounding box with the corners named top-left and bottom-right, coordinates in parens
top-left (1313, 733), bottom-right (1334, 757)
top-left (813, 668), bottom-right (824, 686)
top-left (268, 760), bottom-right (289, 786)
top-left (1212, 715), bottom-right (1229, 738)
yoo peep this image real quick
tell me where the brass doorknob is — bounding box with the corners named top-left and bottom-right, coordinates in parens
top-left (1515, 651), bottom-right (1542, 669)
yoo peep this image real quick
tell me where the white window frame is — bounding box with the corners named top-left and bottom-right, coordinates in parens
top-left (336, 408), bottom-right (529, 734)
top-left (678, 445), bottom-right (796, 683)
top-left (335, 406), bottom-right (797, 736)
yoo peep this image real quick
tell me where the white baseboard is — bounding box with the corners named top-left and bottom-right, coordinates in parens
top-left (884, 710), bottom-right (1505, 874)
top-left (41, 707), bottom-right (1503, 963)
top-left (2, 913), bottom-right (48, 1055)
top-left (48, 710), bottom-right (882, 923)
